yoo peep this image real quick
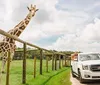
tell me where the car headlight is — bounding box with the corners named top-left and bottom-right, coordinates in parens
top-left (82, 65), bottom-right (88, 70)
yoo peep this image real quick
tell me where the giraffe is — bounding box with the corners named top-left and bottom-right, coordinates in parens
top-left (0, 4), bottom-right (38, 73)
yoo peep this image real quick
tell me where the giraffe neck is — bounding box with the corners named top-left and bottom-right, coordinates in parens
top-left (8, 12), bottom-right (33, 37)
top-left (3, 12), bottom-right (33, 46)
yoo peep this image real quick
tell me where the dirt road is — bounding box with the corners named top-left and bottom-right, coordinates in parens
top-left (70, 74), bottom-right (100, 85)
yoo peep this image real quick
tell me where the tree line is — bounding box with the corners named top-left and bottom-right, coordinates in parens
top-left (13, 47), bottom-right (80, 60)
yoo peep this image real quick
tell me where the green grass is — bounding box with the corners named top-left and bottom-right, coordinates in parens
top-left (45, 68), bottom-right (71, 85)
top-left (1, 59), bottom-right (71, 85)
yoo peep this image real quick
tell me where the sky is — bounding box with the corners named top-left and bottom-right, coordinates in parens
top-left (0, 0), bottom-right (100, 52)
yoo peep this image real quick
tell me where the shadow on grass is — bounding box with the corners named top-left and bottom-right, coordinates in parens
top-left (42, 68), bottom-right (68, 85)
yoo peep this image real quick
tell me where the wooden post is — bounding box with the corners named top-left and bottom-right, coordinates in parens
top-left (59, 55), bottom-right (61, 69)
top-left (46, 56), bottom-right (48, 72)
top-left (62, 56), bottom-right (64, 67)
top-left (55, 55), bottom-right (57, 70)
top-left (67, 57), bottom-right (70, 67)
top-left (40, 49), bottom-right (43, 75)
top-left (69, 57), bottom-right (71, 66)
top-left (52, 54), bottom-right (54, 71)
top-left (65, 55), bottom-right (67, 66)
top-left (34, 56), bottom-right (36, 78)
top-left (22, 43), bottom-right (26, 84)
top-left (6, 51), bottom-right (11, 85)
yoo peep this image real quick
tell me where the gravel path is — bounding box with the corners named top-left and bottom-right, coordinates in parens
top-left (70, 74), bottom-right (100, 85)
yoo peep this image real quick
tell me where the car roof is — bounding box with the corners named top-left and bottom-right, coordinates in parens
top-left (78, 52), bottom-right (100, 55)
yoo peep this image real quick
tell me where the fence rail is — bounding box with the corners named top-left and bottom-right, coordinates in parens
top-left (0, 29), bottom-right (70, 85)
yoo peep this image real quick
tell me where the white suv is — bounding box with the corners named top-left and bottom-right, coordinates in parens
top-left (71, 52), bottom-right (100, 83)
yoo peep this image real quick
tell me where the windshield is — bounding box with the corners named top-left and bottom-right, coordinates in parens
top-left (79, 54), bottom-right (100, 61)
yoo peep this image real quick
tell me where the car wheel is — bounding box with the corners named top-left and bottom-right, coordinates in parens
top-left (78, 70), bottom-right (84, 83)
top-left (71, 67), bottom-right (76, 77)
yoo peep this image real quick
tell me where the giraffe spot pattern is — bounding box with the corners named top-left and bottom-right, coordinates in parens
top-left (16, 31), bottom-right (21, 36)
top-left (19, 25), bottom-right (25, 30)
top-left (25, 20), bottom-right (29, 25)
top-left (14, 29), bottom-right (18, 35)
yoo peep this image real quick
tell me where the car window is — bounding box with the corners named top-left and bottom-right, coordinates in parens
top-left (79, 54), bottom-right (100, 61)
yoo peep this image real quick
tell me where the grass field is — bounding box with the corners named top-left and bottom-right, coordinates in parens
top-left (1, 59), bottom-right (71, 85)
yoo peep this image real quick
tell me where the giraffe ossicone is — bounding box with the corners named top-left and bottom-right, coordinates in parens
top-left (0, 4), bottom-right (38, 73)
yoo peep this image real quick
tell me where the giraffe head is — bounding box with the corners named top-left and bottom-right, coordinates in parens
top-left (27, 4), bottom-right (39, 17)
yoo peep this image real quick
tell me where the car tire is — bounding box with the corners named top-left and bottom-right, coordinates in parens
top-left (71, 67), bottom-right (76, 77)
top-left (78, 70), bottom-right (84, 83)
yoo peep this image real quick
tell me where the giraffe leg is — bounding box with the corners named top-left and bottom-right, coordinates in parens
top-left (0, 52), bottom-right (7, 73)
top-left (0, 53), bottom-right (7, 85)
top-left (0, 69), bottom-right (2, 85)
top-left (1, 57), bottom-right (7, 73)
top-left (1, 51), bottom-right (14, 73)
top-left (10, 51), bottom-right (14, 62)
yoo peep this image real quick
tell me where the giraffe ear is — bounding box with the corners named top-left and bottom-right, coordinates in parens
top-left (34, 5), bottom-right (36, 9)
top-left (31, 4), bottom-right (33, 8)
top-left (35, 9), bottom-right (39, 12)
top-left (27, 6), bottom-right (30, 11)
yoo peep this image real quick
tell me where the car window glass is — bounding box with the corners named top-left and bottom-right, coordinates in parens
top-left (79, 54), bottom-right (100, 61)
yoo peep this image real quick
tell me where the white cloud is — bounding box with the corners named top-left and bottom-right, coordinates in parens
top-left (1, 0), bottom-right (100, 52)
top-left (48, 18), bottom-right (100, 52)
